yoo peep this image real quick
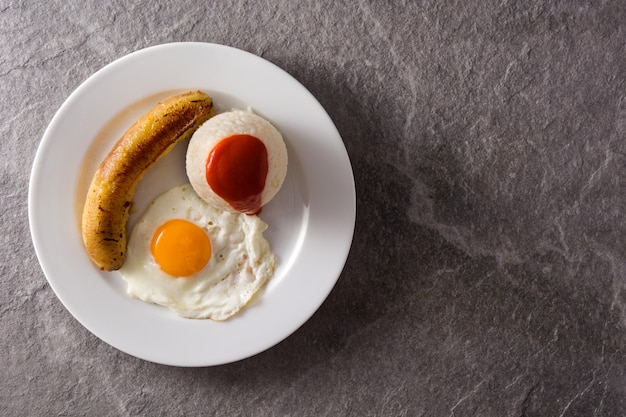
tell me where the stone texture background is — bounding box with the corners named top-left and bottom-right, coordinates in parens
top-left (3, 0), bottom-right (626, 415)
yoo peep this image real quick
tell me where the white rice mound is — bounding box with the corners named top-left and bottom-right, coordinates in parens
top-left (186, 109), bottom-right (288, 213)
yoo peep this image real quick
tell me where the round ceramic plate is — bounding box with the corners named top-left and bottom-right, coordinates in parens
top-left (28, 42), bottom-right (355, 367)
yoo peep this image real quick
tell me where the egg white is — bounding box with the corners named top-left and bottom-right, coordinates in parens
top-left (118, 184), bottom-right (275, 320)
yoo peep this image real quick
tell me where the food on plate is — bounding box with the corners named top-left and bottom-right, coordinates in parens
top-left (82, 91), bottom-right (215, 271)
top-left (186, 109), bottom-right (288, 215)
top-left (118, 184), bottom-right (275, 320)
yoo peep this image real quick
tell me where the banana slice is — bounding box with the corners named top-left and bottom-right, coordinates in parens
top-left (81, 90), bottom-right (215, 271)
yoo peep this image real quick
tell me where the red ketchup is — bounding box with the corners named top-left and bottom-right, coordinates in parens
top-left (205, 134), bottom-right (268, 215)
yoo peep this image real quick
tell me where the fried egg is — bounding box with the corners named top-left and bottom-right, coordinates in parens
top-left (118, 184), bottom-right (275, 320)
top-left (186, 109), bottom-right (288, 214)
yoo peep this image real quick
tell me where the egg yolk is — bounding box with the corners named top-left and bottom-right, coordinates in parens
top-left (205, 134), bottom-right (268, 215)
top-left (151, 219), bottom-right (212, 277)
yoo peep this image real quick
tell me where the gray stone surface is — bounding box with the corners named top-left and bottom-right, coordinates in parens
top-left (3, 0), bottom-right (626, 415)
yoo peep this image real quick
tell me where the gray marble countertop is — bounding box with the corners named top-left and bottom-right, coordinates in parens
top-left (3, 1), bottom-right (626, 415)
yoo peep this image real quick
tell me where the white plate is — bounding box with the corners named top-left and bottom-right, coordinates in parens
top-left (28, 42), bottom-right (355, 367)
